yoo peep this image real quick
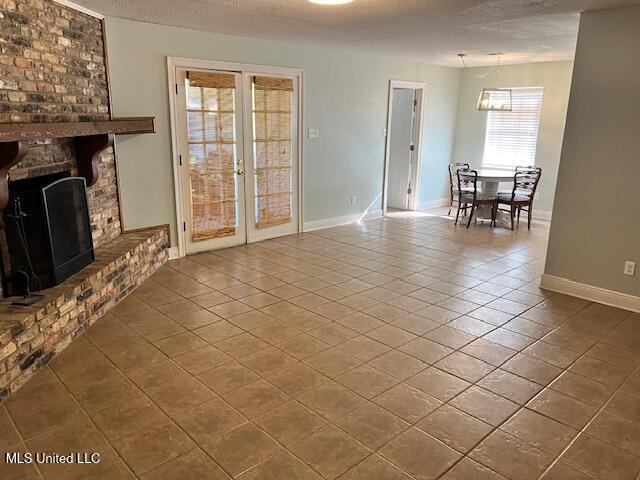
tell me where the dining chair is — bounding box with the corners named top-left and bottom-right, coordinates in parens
top-left (448, 162), bottom-right (470, 216)
top-left (497, 167), bottom-right (542, 230)
top-left (455, 168), bottom-right (498, 228)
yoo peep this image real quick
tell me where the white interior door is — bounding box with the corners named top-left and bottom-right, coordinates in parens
top-left (387, 88), bottom-right (416, 210)
top-left (175, 67), bottom-right (299, 254)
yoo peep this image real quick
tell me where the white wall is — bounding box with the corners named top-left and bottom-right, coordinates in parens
top-left (451, 61), bottom-right (573, 214)
top-left (104, 18), bottom-right (460, 243)
top-left (545, 6), bottom-right (640, 299)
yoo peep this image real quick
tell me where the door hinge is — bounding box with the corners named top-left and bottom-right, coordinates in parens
top-left (410, 145), bottom-right (415, 151)
top-left (175, 83), bottom-right (178, 95)
top-left (407, 187), bottom-right (412, 194)
top-left (183, 222), bottom-right (186, 232)
top-left (178, 154), bottom-right (182, 166)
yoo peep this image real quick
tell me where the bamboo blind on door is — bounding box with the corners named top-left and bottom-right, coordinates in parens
top-left (186, 71), bottom-right (238, 241)
top-left (252, 76), bottom-right (293, 229)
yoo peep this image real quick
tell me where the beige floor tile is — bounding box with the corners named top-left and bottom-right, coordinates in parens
top-left (417, 404), bottom-right (493, 453)
top-left (112, 417), bottom-right (194, 476)
top-left (568, 355), bottom-right (630, 387)
top-left (368, 350), bottom-right (428, 380)
top-left (256, 400), bottom-right (327, 447)
top-left (203, 423), bottom-right (282, 477)
top-left (173, 345), bottom-right (233, 374)
top-left (208, 300), bottom-right (254, 319)
top-left (337, 335), bottom-right (391, 361)
top-left (240, 346), bottom-right (298, 376)
top-left (500, 408), bottom-right (578, 456)
top-left (215, 332), bottom-right (269, 359)
top-left (390, 313), bottom-right (440, 335)
top-left (434, 351), bottom-right (495, 383)
top-left (522, 341), bottom-right (581, 369)
top-left (477, 369), bottom-right (543, 405)
top-left (605, 390), bottom-right (640, 422)
top-left (290, 425), bottom-right (370, 480)
top-left (337, 403), bottom-right (409, 449)
top-left (461, 338), bottom-right (517, 366)
top-left (278, 333), bottom-right (330, 359)
top-left (585, 411), bottom-right (640, 456)
top-left (470, 430), bottom-right (554, 480)
top-left (265, 362), bottom-right (330, 397)
top-left (423, 325), bottom-right (477, 349)
top-left (304, 348), bottom-right (362, 378)
top-left (561, 434), bottom-right (640, 480)
top-left (340, 454), bottom-right (413, 479)
top-left (298, 380), bottom-right (365, 421)
top-left (193, 321), bottom-right (243, 343)
top-left (223, 379), bottom-right (289, 419)
top-left (501, 353), bottom-right (563, 385)
top-left (197, 361), bottom-right (260, 394)
top-left (549, 370), bottom-right (616, 406)
top-left (483, 328), bottom-right (536, 350)
top-left (527, 388), bottom-right (599, 429)
top-left (171, 397), bottom-right (246, 444)
top-left (238, 451), bottom-right (322, 480)
top-left (399, 337), bottom-right (454, 365)
top-left (374, 383), bottom-right (442, 423)
top-left (308, 322), bottom-right (358, 345)
top-left (440, 457), bottom-right (507, 480)
top-left (449, 386), bottom-right (519, 427)
top-left (379, 427), bottom-right (461, 480)
top-left (365, 324), bottom-right (417, 347)
top-left (540, 460), bottom-right (593, 479)
top-left (153, 331), bottom-right (208, 357)
top-left (227, 310), bottom-right (275, 330)
top-left (141, 448), bottom-right (229, 480)
top-left (336, 365), bottom-right (398, 399)
top-left (406, 367), bottom-right (471, 402)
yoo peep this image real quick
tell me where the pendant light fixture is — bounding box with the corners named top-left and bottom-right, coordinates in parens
top-left (458, 53), bottom-right (512, 112)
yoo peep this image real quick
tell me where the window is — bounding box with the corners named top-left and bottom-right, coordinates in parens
top-left (482, 87), bottom-right (544, 168)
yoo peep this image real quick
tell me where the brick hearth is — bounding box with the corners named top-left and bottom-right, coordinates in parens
top-left (0, 227), bottom-right (169, 402)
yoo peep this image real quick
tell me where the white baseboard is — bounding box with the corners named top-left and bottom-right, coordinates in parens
top-left (417, 197), bottom-right (450, 210)
top-left (167, 246), bottom-right (180, 260)
top-left (532, 209), bottom-right (552, 221)
top-left (540, 274), bottom-right (640, 313)
top-left (303, 209), bottom-right (383, 232)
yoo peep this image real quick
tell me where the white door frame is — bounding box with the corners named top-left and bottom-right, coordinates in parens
top-left (167, 56), bottom-right (304, 258)
top-left (382, 80), bottom-right (426, 215)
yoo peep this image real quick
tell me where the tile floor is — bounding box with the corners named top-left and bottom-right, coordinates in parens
top-left (2, 209), bottom-right (640, 480)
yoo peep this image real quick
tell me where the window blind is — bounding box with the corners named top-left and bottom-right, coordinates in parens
top-left (482, 87), bottom-right (544, 168)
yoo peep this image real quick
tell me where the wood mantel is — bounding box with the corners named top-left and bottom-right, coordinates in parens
top-left (0, 117), bottom-right (155, 143)
top-left (0, 117), bottom-right (155, 211)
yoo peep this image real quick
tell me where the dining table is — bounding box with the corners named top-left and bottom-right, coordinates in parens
top-left (473, 168), bottom-right (516, 222)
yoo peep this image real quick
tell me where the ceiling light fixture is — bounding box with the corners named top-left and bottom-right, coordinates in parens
top-left (308, 0), bottom-right (354, 5)
top-left (477, 54), bottom-right (512, 112)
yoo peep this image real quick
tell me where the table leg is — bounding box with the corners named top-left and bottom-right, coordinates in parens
top-left (476, 181), bottom-right (498, 221)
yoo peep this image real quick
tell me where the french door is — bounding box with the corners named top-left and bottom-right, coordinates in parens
top-left (173, 65), bottom-right (300, 254)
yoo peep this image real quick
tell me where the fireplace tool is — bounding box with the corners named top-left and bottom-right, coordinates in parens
top-left (7, 198), bottom-right (44, 306)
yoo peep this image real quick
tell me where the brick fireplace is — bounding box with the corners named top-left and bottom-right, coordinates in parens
top-left (0, 0), bottom-right (168, 401)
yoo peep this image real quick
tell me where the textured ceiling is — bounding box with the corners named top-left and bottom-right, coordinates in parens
top-left (76, 0), bottom-right (640, 66)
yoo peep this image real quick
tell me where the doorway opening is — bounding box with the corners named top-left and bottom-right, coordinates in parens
top-left (383, 81), bottom-right (426, 214)
top-left (167, 58), bottom-right (303, 257)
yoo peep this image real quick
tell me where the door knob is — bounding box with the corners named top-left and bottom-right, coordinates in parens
top-left (236, 169), bottom-right (245, 175)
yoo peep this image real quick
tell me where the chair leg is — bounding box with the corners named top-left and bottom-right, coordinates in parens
top-left (448, 195), bottom-right (453, 216)
top-left (517, 206), bottom-right (521, 225)
top-left (454, 202), bottom-right (462, 225)
top-left (491, 202), bottom-right (498, 226)
top-left (528, 204), bottom-right (533, 229)
top-left (510, 205), bottom-right (516, 231)
top-left (466, 204), bottom-right (475, 228)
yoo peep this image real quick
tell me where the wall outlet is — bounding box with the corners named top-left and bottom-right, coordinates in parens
top-left (350, 195), bottom-right (357, 205)
top-left (308, 128), bottom-right (319, 138)
top-left (624, 261), bottom-right (636, 276)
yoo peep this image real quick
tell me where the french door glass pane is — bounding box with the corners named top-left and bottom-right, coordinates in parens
top-left (252, 76), bottom-right (293, 229)
top-left (185, 71), bottom-right (239, 241)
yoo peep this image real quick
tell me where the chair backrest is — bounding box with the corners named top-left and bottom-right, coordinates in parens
top-left (449, 162), bottom-right (470, 189)
top-left (457, 168), bottom-right (478, 197)
top-left (510, 167), bottom-right (542, 199)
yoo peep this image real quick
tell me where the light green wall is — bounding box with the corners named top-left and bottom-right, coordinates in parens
top-left (104, 18), bottom-right (460, 243)
top-left (452, 61), bottom-right (573, 214)
top-left (545, 7), bottom-right (640, 296)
